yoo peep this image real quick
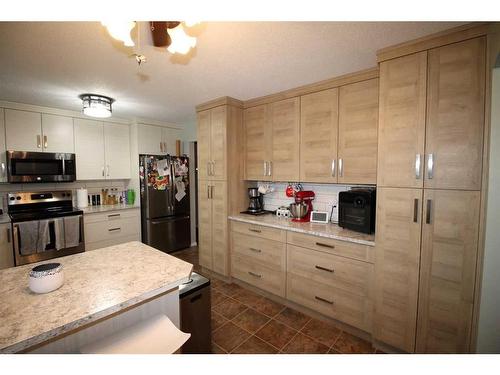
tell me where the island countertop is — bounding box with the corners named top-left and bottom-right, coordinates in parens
top-left (0, 241), bottom-right (193, 354)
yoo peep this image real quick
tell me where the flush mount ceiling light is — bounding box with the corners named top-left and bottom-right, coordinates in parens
top-left (79, 94), bottom-right (115, 118)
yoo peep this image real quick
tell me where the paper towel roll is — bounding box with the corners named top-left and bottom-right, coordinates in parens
top-left (76, 188), bottom-right (88, 208)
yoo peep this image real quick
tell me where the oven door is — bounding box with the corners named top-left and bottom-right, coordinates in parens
top-left (12, 215), bottom-right (84, 266)
top-left (7, 151), bottom-right (76, 183)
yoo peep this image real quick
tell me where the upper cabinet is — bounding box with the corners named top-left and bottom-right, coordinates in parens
top-left (137, 123), bottom-right (181, 156)
top-left (0, 109), bottom-right (6, 182)
top-left (243, 104), bottom-right (270, 181)
top-left (5, 109), bottom-right (74, 153)
top-left (104, 122), bottom-right (131, 179)
top-left (377, 37), bottom-right (486, 190)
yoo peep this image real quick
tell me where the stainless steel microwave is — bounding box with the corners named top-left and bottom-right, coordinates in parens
top-left (7, 151), bottom-right (76, 183)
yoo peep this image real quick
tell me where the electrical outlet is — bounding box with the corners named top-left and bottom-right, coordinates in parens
top-left (330, 200), bottom-right (338, 223)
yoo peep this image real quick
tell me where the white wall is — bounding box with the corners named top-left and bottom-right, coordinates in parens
top-left (477, 67), bottom-right (500, 353)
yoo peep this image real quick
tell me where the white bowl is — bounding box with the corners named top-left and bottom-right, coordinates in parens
top-left (29, 263), bottom-right (64, 294)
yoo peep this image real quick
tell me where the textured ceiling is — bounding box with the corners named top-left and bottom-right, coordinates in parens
top-left (0, 22), bottom-right (462, 127)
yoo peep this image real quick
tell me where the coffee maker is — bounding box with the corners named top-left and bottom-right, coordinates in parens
top-left (245, 187), bottom-right (264, 214)
top-left (292, 190), bottom-right (315, 222)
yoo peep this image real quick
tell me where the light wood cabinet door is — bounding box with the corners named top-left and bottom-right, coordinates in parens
top-left (41, 114), bottom-right (74, 153)
top-left (270, 98), bottom-right (300, 181)
top-left (104, 122), bottom-right (131, 179)
top-left (244, 105), bottom-right (270, 180)
top-left (424, 37), bottom-right (486, 190)
top-left (373, 187), bottom-right (423, 352)
top-left (338, 79), bottom-right (379, 185)
top-left (197, 110), bottom-right (211, 180)
top-left (5, 109), bottom-right (42, 152)
top-left (210, 106), bottom-right (227, 181)
top-left (74, 118), bottom-right (105, 180)
top-left (377, 52), bottom-right (427, 188)
top-left (416, 189), bottom-right (480, 353)
top-left (211, 181), bottom-right (228, 275)
top-left (197, 179), bottom-right (212, 269)
top-left (0, 223), bottom-right (14, 270)
top-left (0, 109), bottom-right (7, 182)
top-left (137, 123), bottom-right (163, 155)
top-left (299, 88), bottom-right (338, 183)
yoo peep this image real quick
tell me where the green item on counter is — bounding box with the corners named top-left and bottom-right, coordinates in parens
top-left (127, 189), bottom-right (136, 205)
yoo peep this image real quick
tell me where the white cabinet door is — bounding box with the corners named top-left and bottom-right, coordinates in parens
top-left (0, 109), bottom-right (7, 182)
top-left (41, 114), bottom-right (74, 153)
top-left (74, 119), bottom-right (105, 180)
top-left (162, 127), bottom-right (180, 155)
top-left (5, 109), bottom-right (42, 152)
top-left (104, 123), bottom-right (131, 179)
top-left (138, 124), bottom-right (163, 155)
top-left (0, 223), bottom-right (14, 270)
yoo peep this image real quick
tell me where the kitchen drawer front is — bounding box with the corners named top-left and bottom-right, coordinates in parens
top-left (232, 232), bottom-right (286, 270)
top-left (287, 273), bottom-right (372, 332)
top-left (84, 209), bottom-right (140, 224)
top-left (85, 235), bottom-right (140, 251)
top-left (85, 216), bottom-right (140, 244)
top-left (287, 244), bottom-right (372, 297)
top-left (231, 221), bottom-right (286, 242)
top-left (231, 253), bottom-right (286, 298)
top-left (286, 231), bottom-right (373, 263)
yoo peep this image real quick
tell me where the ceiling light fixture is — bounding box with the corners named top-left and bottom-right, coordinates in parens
top-left (101, 21), bottom-right (136, 47)
top-left (79, 94), bottom-right (115, 118)
top-left (166, 23), bottom-right (197, 55)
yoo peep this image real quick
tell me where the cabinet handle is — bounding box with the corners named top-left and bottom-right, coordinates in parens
top-left (426, 199), bottom-right (432, 224)
top-left (268, 161), bottom-right (272, 176)
top-left (37, 135), bottom-right (41, 148)
top-left (249, 228), bottom-right (261, 233)
top-left (413, 198), bottom-right (419, 223)
top-left (315, 265), bottom-right (334, 273)
top-left (263, 161), bottom-right (267, 177)
top-left (248, 271), bottom-right (262, 278)
top-left (160, 142), bottom-right (163, 153)
top-left (249, 247), bottom-right (262, 253)
top-left (207, 162), bottom-right (211, 176)
top-left (1, 162), bottom-right (5, 177)
top-left (211, 185), bottom-right (214, 199)
top-left (415, 154), bottom-right (422, 179)
top-left (163, 142), bottom-right (167, 153)
top-left (207, 185), bottom-right (210, 199)
top-left (338, 158), bottom-right (343, 177)
top-left (7, 227), bottom-right (11, 243)
top-left (315, 296), bottom-right (334, 305)
top-left (315, 242), bottom-right (335, 249)
top-left (106, 165), bottom-right (110, 177)
top-left (108, 213), bottom-right (121, 218)
top-left (108, 227), bottom-right (121, 232)
top-left (43, 135), bottom-right (48, 149)
top-left (331, 159), bottom-right (336, 177)
top-left (211, 161), bottom-right (215, 176)
top-left (427, 153), bottom-right (434, 179)
top-left (102, 166), bottom-right (105, 177)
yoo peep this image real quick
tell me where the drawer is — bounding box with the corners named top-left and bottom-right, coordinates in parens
top-left (287, 244), bottom-right (372, 297)
top-left (84, 208), bottom-right (140, 224)
top-left (85, 216), bottom-right (140, 244)
top-left (286, 231), bottom-right (373, 263)
top-left (231, 221), bottom-right (286, 242)
top-left (231, 232), bottom-right (286, 270)
top-left (287, 273), bottom-right (372, 332)
top-left (231, 253), bottom-right (286, 298)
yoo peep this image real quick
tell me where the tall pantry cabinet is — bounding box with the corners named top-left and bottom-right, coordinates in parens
top-left (374, 36), bottom-right (487, 353)
top-left (196, 98), bottom-right (246, 276)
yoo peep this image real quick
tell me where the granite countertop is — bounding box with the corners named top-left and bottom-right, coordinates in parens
top-left (81, 204), bottom-right (139, 214)
top-left (0, 241), bottom-right (192, 354)
top-left (228, 214), bottom-right (375, 246)
top-left (0, 214), bottom-right (10, 224)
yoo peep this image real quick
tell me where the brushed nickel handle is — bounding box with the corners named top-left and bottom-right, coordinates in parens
top-left (249, 247), bottom-right (262, 253)
top-left (315, 296), bottom-right (333, 305)
top-left (106, 165), bottom-right (110, 177)
top-left (207, 162), bottom-right (211, 176)
top-left (43, 135), bottom-right (48, 149)
top-left (413, 198), bottom-right (419, 223)
top-left (108, 213), bottom-right (121, 218)
top-left (6, 227), bottom-right (11, 243)
top-left (268, 161), bottom-right (272, 176)
top-left (1, 162), bottom-right (5, 177)
top-left (211, 185), bottom-right (214, 199)
top-left (102, 166), bottom-right (105, 177)
top-left (108, 227), bottom-right (121, 232)
top-left (249, 228), bottom-right (261, 233)
top-left (160, 142), bottom-right (163, 153)
top-left (207, 185), bottom-right (210, 199)
top-left (415, 154), bottom-right (422, 179)
top-left (37, 135), bottom-right (41, 148)
top-left (263, 161), bottom-right (267, 177)
top-left (163, 142), bottom-right (167, 153)
top-left (315, 242), bottom-right (335, 249)
top-left (338, 158), bottom-right (343, 177)
top-left (426, 199), bottom-right (432, 224)
top-left (211, 161), bottom-right (215, 176)
top-left (248, 271), bottom-right (262, 278)
top-left (331, 159), bottom-right (336, 177)
top-left (315, 265), bottom-right (334, 273)
top-left (427, 153), bottom-right (434, 179)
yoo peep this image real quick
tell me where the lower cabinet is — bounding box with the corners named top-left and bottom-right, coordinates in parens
top-left (84, 209), bottom-right (140, 250)
top-left (0, 223), bottom-right (14, 270)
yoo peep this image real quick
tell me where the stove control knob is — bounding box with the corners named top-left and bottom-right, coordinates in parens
top-left (16, 196), bottom-right (21, 200)
top-left (9, 197), bottom-right (15, 201)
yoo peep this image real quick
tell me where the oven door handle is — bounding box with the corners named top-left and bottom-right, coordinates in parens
top-left (12, 224), bottom-right (20, 261)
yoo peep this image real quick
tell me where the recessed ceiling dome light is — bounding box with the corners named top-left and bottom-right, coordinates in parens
top-left (79, 94), bottom-right (115, 118)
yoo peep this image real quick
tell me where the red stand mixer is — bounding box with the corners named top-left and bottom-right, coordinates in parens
top-left (290, 190), bottom-right (315, 222)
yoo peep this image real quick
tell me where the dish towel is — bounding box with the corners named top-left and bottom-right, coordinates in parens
top-left (18, 221), bottom-right (39, 255)
top-left (64, 216), bottom-right (81, 248)
top-left (53, 218), bottom-right (65, 250)
top-left (36, 220), bottom-right (51, 253)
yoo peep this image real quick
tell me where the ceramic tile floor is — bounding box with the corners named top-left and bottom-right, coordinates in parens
top-left (172, 246), bottom-right (381, 354)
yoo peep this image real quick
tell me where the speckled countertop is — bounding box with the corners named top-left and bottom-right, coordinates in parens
top-left (228, 214), bottom-right (375, 246)
top-left (0, 241), bottom-right (192, 354)
top-left (81, 204), bottom-right (139, 214)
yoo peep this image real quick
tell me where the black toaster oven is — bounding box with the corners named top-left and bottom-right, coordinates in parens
top-left (338, 189), bottom-right (376, 234)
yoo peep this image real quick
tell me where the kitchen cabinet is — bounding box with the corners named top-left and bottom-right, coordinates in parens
top-left (416, 190), bottom-right (480, 353)
top-left (4, 109), bottom-right (74, 153)
top-left (338, 78), bottom-right (379, 185)
top-left (197, 110), bottom-right (211, 180)
top-left (104, 123), bottom-right (131, 179)
top-left (197, 106), bottom-right (227, 181)
top-left (0, 109), bottom-right (7, 182)
top-left (243, 104), bottom-right (270, 180)
top-left (137, 123), bottom-right (180, 155)
top-left (161, 127), bottom-right (180, 155)
top-left (300, 89), bottom-right (338, 183)
top-left (197, 179), bottom-right (213, 269)
top-left (0, 223), bottom-right (14, 270)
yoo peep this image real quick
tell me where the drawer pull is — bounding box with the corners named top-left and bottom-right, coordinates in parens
top-left (315, 296), bottom-right (334, 305)
top-left (248, 228), bottom-right (261, 233)
top-left (315, 242), bottom-right (335, 249)
top-left (249, 247), bottom-right (262, 253)
top-left (108, 214), bottom-right (121, 218)
top-left (248, 271), bottom-right (262, 278)
top-left (315, 265), bottom-right (334, 273)
top-left (109, 227), bottom-right (121, 232)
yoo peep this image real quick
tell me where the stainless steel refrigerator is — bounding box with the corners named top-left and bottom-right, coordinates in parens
top-left (140, 154), bottom-right (191, 253)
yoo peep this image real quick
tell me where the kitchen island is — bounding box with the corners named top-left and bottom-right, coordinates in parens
top-left (0, 241), bottom-right (192, 354)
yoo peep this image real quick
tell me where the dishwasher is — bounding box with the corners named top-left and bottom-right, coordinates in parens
top-left (179, 272), bottom-right (211, 353)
